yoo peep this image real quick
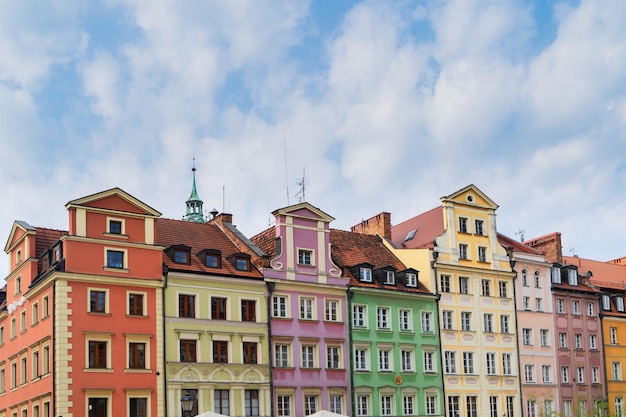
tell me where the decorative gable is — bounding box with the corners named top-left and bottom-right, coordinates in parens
top-left (65, 187), bottom-right (161, 217)
top-left (442, 184), bottom-right (499, 210)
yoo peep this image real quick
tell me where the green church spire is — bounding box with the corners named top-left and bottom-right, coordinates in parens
top-left (184, 163), bottom-right (205, 223)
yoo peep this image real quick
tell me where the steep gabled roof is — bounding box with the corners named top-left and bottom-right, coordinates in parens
top-left (66, 187), bottom-right (161, 217)
top-left (331, 229), bottom-right (431, 294)
top-left (442, 184), bottom-right (499, 209)
top-left (562, 255), bottom-right (626, 291)
top-left (390, 206), bottom-right (443, 249)
top-left (272, 202), bottom-right (335, 223)
top-left (498, 233), bottom-right (543, 255)
top-left (157, 218), bottom-right (262, 279)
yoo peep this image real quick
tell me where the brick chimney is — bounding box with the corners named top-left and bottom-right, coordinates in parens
top-left (525, 232), bottom-right (562, 264)
top-left (351, 212), bottom-right (392, 239)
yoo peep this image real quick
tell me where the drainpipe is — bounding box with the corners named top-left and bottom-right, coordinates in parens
top-left (431, 257), bottom-right (446, 416)
top-left (52, 280), bottom-right (57, 417)
top-left (163, 265), bottom-right (169, 417)
top-left (267, 281), bottom-right (275, 417)
top-left (507, 253), bottom-right (524, 417)
top-left (598, 295), bottom-right (609, 416)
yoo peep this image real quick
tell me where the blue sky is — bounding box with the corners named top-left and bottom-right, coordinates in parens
top-left (2, 0), bottom-right (626, 276)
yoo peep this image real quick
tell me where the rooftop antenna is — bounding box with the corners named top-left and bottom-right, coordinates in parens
top-left (283, 121), bottom-right (290, 206)
top-left (515, 228), bottom-right (525, 242)
top-left (570, 247), bottom-right (576, 257)
top-left (295, 167), bottom-right (306, 203)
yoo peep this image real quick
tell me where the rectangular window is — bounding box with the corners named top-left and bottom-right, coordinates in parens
top-left (568, 269), bottom-right (578, 286)
top-left (527, 400), bottom-right (537, 417)
top-left (484, 313), bottom-right (493, 332)
top-left (500, 315), bottom-right (510, 333)
top-left (355, 348), bottom-right (368, 371)
top-left (213, 341), bottom-right (228, 363)
top-left (560, 332), bottom-right (568, 348)
top-left (577, 367), bottom-right (584, 384)
top-left (205, 253), bottom-right (220, 268)
top-left (212, 297), bottom-right (227, 320)
top-left (613, 362), bottom-right (622, 381)
top-left (359, 267), bottom-right (372, 282)
top-left (178, 294), bottom-right (195, 318)
top-left (498, 281), bottom-right (507, 298)
top-left (325, 299), bottom-right (338, 321)
top-left (502, 353), bottom-right (512, 375)
top-left (523, 296), bottom-right (531, 310)
top-left (618, 297), bottom-right (625, 312)
top-left (403, 396), bottom-right (414, 416)
top-left (459, 277), bottom-right (469, 294)
top-left (459, 217), bottom-right (468, 233)
top-left (563, 400), bottom-right (572, 417)
top-left (506, 397), bottom-right (515, 417)
top-left (273, 295), bottom-right (288, 318)
top-left (235, 258), bottom-right (249, 271)
top-left (399, 309), bottom-right (411, 331)
top-left (180, 340), bottom-right (197, 362)
top-left (300, 298), bottom-right (314, 320)
top-left (274, 344), bottom-right (289, 367)
top-left (353, 305), bottom-right (366, 327)
top-left (442, 311), bottom-right (453, 330)
top-left (377, 307), bottom-right (390, 329)
top-left (89, 341), bottom-right (107, 368)
top-left (461, 312), bottom-right (471, 331)
top-left (302, 345), bottom-right (315, 368)
top-left (357, 396), bottom-right (369, 417)
top-left (424, 351), bottom-right (435, 372)
top-left (384, 270), bottom-right (395, 284)
top-left (463, 351), bottom-right (474, 374)
top-left (42, 295), bottom-right (49, 318)
top-left (572, 300), bottom-right (581, 315)
top-left (174, 249), bottom-right (189, 264)
top-left (90, 290), bottom-right (106, 313)
top-left (611, 327), bottom-right (618, 344)
top-left (525, 364), bottom-right (535, 382)
top-left (488, 396), bottom-right (498, 417)
top-left (327, 346), bottom-right (340, 369)
top-left (615, 398), bottom-right (624, 417)
top-left (575, 334), bottom-right (582, 349)
top-left (241, 300), bottom-right (256, 322)
top-left (482, 279), bottom-right (491, 296)
top-left (587, 302), bottom-right (595, 316)
top-left (42, 345), bottom-right (50, 374)
top-left (401, 350), bottom-right (413, 371)
top-left (475, 219), bottom-right (484, 235)
top-left (536, 298), bottom-right (543, 311)
top-left (106, 249), bottom-right (124, 268)
top-left (381, 395), bottom-right (392, 416)
top-left (21, 356), bottom-right (27, 384)
top-left (534, 271), bottom-right (541, 288)
top-left (89, 398), bottom-right (108, 417)
top-left (298, 249), bottom-right (313, 265)
top-left (486, 352), bottom-right (497, 375)
top-left (277, 395), bottom-right (291, 417)
top-left (590, 334), bottom-right (597, 349)
top-left (459, 244), bottom-right (468, 260)
top-left (129, 342), bottom-right (146, 369)
top-left (448, 396), bottom-right (460, 417)
top-left (467, 396), bottom-right (478, 417)
top-left (523, 328), bottom-right (533, 346)
top-left (32, 303), bottom-right (39, 325)
top-left (242, 342), bottom-right (257, 365)
top-left (304, 395), bottom-right (318, 416)
top-left (378, 349), bottom-right (391, 371)
top-left (214, 390), bottom-right (230, 416)
top-left (592, 367), bottom-right (599, 383)
top-left (603, 295), bottom-right (612, 310)
top-left (540, 329), bottom-right (550, 347)
top-left (557, 298), bottom-right (565, 313)
top-left (444, 351), bottom-right (457, 374)
top-left (128, 293), bottom-right (144, 316)
top-left (552, 267), bottom-right (561, 283)
top-left (426, 395), bottom-right (437, 415)
top-left (478, 246), bottom-right (487, 262)
top-left (561, 366), bottom-right (570, 383)
top-left (109, 220), bottom-right (122, 234)
top-left (406, 273), bottom-right (417, 287)
top-left (422, 311), bottom-right (432, 332)
top-left (440, 275), bottom-right (451, 292)
top-left (330, 395), bottom-right (343, 415)
top-left (245, 390), bottom-right (260, 417)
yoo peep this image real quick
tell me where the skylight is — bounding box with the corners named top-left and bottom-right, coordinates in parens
top-left (404, 229), bottom-right (417, 241)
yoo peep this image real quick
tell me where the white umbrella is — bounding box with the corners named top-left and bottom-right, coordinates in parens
top-left (194, 412), bottom-right (230, 417)
top-left (308, 410), bottom-right (349, 417)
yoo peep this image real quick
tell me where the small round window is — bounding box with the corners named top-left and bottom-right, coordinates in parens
top-left (467, 195), bottom-right (474, 202)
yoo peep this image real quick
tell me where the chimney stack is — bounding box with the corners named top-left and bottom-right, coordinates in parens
top-left (525, 232), bottom-right (562, 264)
top-left (351, 212), bottom-right (392, 240)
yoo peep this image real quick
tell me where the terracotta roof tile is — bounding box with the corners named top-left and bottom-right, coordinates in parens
top-left (498, 233), bottom-right (543, 255)
top-left (562, 255), bottom-right (626, 290)
top-left (250, 227), bottom-right (275, 258)
top-left (35, 227), bottom-right (67, 257)
top-left (330, 229), bottom-right (432, 294)
top-left (390, 206), bottom-right (443, 249)
top-left (157, 218), bottom-right (263, 279)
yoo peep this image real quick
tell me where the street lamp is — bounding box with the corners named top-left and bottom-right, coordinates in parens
top-left (181, 392), bottom-right (194, 417)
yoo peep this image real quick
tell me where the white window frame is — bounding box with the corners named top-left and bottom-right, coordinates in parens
top-left (273, 295), bottom-right (289, 318)
top-left (353, 305), bottom-right (367, 328)
top-left (299, 297), bottom-right (315, 320)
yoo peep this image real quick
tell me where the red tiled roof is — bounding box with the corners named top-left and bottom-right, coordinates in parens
top-left (157, 218), bottom-right (262, 279)
top-left (250, 227), bottom-right (275, 258)
top-left (330, 229), bottom-right (431, 294)
top-left (35, 227), bottom-right (67, 257)
top-left (390, 206), bottom-right (443, 249)
top-left (498, 233), bottom-right (543, 255)
top-left (562, 255), bottom-right (626, 290)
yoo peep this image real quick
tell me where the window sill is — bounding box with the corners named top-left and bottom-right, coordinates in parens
top-left (272, 317), bottom-right (293, 321)
top-left (125, 368), bottom-right (152, 373)
top-left (102, 232), bottom-right (128, 239)
top-left (84, 368), bottom-right (114, 373)
top-left (126, 314), bottom-right (149, 319)
top-left (103, 267), bottom-right (129, 273)
top-left (88, 312), bottom-right (112, 316)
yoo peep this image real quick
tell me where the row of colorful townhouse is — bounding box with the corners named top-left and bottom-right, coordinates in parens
top-left (1, 179), bottom-right (626, 417)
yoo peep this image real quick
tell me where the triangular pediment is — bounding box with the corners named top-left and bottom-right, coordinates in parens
top-left (441, 184), bottom-right (498, 210)
top-left (65, 187), bottom-right (161, 217)
top-left (4, 220), bottom-right (35, 253)
top-left (272, 202), bottom-right (335, 223)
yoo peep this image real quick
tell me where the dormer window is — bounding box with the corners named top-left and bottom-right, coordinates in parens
top-left (174, 249), bottom-right (190, 265)
top-left (360, 267), bottom-right (372, 282)
top-left (602, 295), bottom-right (611, 311)
top-left (406, 273), bottom-right (417, 287)
top-left (568, 269), bottom-right (578, 286)
top-left (236, 258), bottom-right (249, 271)
top-left (617, 297), bottom-right (625, 312)
top-left (53, 245), bottom-right (62, 263)
top-left (384, 271), bottom-right (395, 285)
top-left (551, 267), bottom-right (561, 283)
top-left (206, 254), bottom-right (219, 268)
top-left (298, 249), bottom-right (313, 266)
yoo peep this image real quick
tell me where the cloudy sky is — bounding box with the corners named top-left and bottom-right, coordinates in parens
top-left (2, 0), bottom-right (626, 276)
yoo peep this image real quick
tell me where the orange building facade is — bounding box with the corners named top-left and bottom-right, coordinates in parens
top-left (0, 188), bottom-right (164, 417)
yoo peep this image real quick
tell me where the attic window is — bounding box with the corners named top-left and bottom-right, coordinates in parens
top-left (236, 258), bottom-right (249, 271)
top-left (359, 267), bottom-right (372, 282)
top-left (16, 250), bottom-right (22, 265)
top-left (602, 295), bottom-right (611, 311)
top-left (467, 195), bottom-right (474, 202)
top-left (109, 220), bottom-right (122, 234)
top-left (617, 297), bottom-right (625, 312)
top-left (551, 267), bottom-right (561, 283)
top-left (404, 229), bottom-right (417, 242)
top-left (174, 250), bottom-right (190, 265)
top-left (406, 273), bottom-right (417, 287)
top-left (568, 269), bottom-right (578, 286)
top-left (206, 254), bottom-right (220, 268)
top-left (384, 270), bottom-right (395, 285)
top-left (298, 249), bottom-right (313, 266)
